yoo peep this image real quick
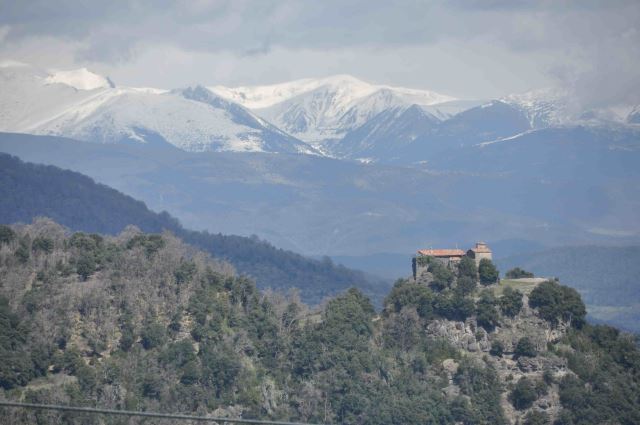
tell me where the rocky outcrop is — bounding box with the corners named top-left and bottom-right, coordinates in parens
top-left (426, 292), bottom-right (572, 424)
top-left (427, 317), bottom-right (491, 352)
top-left (492, 294), bottom-right (569, 354)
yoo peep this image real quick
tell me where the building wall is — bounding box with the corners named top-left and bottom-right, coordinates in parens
top-left (467, 250), bottom-right (492, 266)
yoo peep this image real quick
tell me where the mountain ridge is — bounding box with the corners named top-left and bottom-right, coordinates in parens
top-left (0, 151), bottom-right (386, 304)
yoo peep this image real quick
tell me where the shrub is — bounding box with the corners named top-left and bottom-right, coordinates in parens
top-left (515, 337), bottom-right (537, 358)
top-left (490, 340), bottom-right (504, 357)
top-left (523, 410), bottom-right (549, 425)
top-left (510, 377), bottom-right (538, 410)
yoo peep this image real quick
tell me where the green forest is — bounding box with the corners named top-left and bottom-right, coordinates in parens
top-left (1, 222), bottom-right (639, 424)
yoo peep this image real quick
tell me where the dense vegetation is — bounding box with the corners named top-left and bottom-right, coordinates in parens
top-left (1, 223), bottom-right (638, 424)
top-left (0, 153), bottom-right (383, 305)
top-left (505, 267), bottom-right (534, 279)
top-left (0, 222), bottom-right (481, 424)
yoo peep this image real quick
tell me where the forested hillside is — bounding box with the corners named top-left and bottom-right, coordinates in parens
top-left (0, 153), bottom-right (385, 304)
top-left (1, 223), bottom-right (639, 424)
top-left (497, 246), bottom-right (640, 332)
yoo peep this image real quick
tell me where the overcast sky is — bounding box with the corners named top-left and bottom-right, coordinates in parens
top-left (1, 0), bottom-right (639, 103)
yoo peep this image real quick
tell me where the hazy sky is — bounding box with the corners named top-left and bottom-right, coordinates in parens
top-left (1, 0), bottom-right (639, 103)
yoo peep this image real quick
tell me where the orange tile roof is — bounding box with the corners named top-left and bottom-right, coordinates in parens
top-left (417, 249), bottom-right (465, 257)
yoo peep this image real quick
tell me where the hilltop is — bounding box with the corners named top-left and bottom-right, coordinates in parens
top-left (1, 223), bottom-right (639, 424)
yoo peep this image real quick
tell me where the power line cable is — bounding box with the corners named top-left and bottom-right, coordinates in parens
top-left (0, 401), bottom-right (320, 425)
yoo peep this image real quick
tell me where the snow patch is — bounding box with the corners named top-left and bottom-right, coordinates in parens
top-left (45, 68), bottom-right (113, 90)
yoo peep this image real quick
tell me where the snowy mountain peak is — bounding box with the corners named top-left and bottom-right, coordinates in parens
top-left (210, 75), bottom-right (454, 110)
top-left (501, 87), bottom-right (571, 128)
top-left (0, 64), bottom-right (315, 155)
top-left (210, 75), bottom-right (456, 145)
top-left (45, 68), bottom-right (114, 90)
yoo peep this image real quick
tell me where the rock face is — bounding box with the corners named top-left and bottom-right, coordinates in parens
top-left (427, 292), bottom-right (572, 424)
top-left (427, 317), bottom-right (491, 353)
top-left (492, 295), bottom-right (569, 354)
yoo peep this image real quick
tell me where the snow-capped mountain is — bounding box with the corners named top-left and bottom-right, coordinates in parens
top-left (501, 88), bottom-right (571, 128)
top-left (2, 63), bottom-right (635, 165)
top-left (0, 63), bottom-right (316, 154)
top-left (210, 75), bottom-right (455, 149)
top-left (44, 67), bottom-right (115, 90)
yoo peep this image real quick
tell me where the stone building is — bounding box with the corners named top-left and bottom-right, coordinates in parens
top-left (413, 248), bottom-right (465, 280)
top-left (413, 242), bottom-right (493, 280)
top-left (466, 242), bottom-right (492, 266)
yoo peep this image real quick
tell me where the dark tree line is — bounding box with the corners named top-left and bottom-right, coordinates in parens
top-left (0, 153), bottom-right (381, 304)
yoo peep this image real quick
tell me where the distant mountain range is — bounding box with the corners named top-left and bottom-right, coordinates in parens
top-left (0, 63), bottom-right (316, 154)
top-left (3, 62), bottom-right (638, 166)
top-left (1, 62), bottom-right (639, 257)
top-left (2, 130), bottom-right (639, 258)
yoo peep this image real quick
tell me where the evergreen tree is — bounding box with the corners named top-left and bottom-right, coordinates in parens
top-left (478, 259), bottom-right (499, 285)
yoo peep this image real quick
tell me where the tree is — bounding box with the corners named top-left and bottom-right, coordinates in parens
top-left (383, 307), bottom-right (421, 351)
top-left (478, 259), bottom-right (499, 285)
top-left (509, 377), bottom-right (538, 410)
top-left (15, 238), bottom-right (30, 264)
top-left (175, 260), bottom-right (197, 285)
top-left (490, 340), bottom-right (504, 357)
top-left (384, 280), bottom-right (435, 319)
top-left (458, 256), bottom-right (477, 281)
top-left (499, 287), bottom-right (523, 317)
top-left (456, 276), bottom-right (477, 296)
top-left (32, 236), bottom-right (54, 254)
top-left (476, 290), bottom-right (499, 331)
top-left (0, 225), bottom-right (16, 245)
top-left (428, 261), bottom-right (454, 291)
top-left (529, 280), bottom-right (586, 327)
top-left (515, 337), bottom-right (537, 358)
top-left (75, 253), bottom-right (96, 280)
top-left (505, 267), bottom-right (534, 279)
top-left (141, 322), bottom-right (166, 350)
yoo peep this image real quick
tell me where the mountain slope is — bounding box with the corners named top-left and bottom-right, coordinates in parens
top-left (0, 152), bottom-right (383, 304)
top-left (2, 131), bottom-right (639, 260)
top-left (211, 75), bottom-right (455, 148)
top-left (335, 104), bottom-right (440, 161)
top-left (2, 225), bottom-right (639, 424)
top-left (0, 63), bottom-right (315, 154)
top-left (341, 100), bottom-right (534, 163)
